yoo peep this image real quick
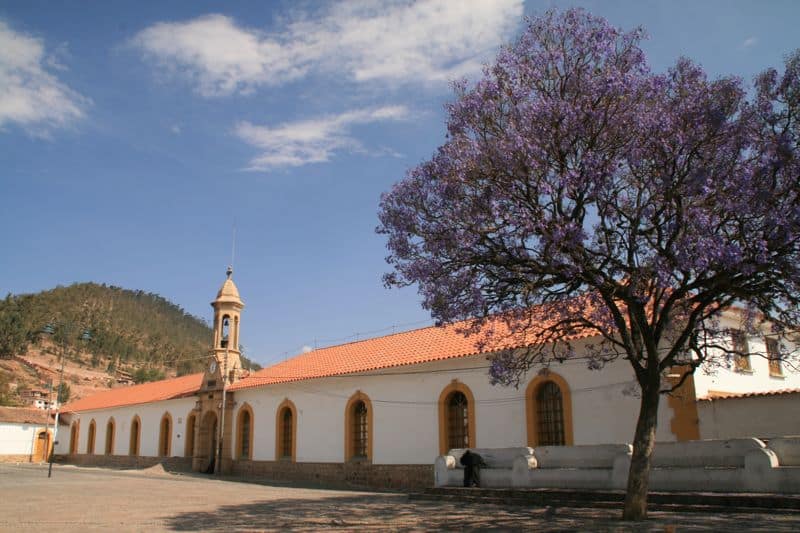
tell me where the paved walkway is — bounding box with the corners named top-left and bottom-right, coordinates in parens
top-left (1, 463), bottom-right (798, 531)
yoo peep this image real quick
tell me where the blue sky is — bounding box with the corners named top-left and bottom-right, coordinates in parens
top-left (1, 0), bottom-right (798, 366)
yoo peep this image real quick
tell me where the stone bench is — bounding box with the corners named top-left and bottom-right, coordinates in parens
top-left (434, 437), bottom-right (800, 493)
top-left (435, 447), bottom-right (532, 488)
top-left (513, 444), bottom-right (632, 490)
top-left (768, 437), bottom-right (800, 466)
top-left (651, 438), bottom-right (764, 468)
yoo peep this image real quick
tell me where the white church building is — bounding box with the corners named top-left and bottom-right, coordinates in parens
top-left (55, 272), bottom-right (800, 489)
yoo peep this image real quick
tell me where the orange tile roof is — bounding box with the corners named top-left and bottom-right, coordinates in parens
top-left (0, 406), bottom-right (55, 425)
top-left (699, 388), bottom-right (800, 401)
top-left (61, 304), bottom-right (599, 410)
top-left (230, 312), bottom-right (596, 392)
top-left (61, 373), bottom-right (203, 414)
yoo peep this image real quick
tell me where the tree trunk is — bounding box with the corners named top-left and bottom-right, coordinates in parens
top-left (622, 381), bottom-right (661, 521)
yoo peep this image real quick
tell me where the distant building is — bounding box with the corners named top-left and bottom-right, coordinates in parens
top-left (55, 271), bottom-right (800, 489)
top-left (0, 407), bottom-right (57, 463)
top-left (115, 370), bottom-right (135, 386)
top-left (19, 388), bottom-right (58, 410)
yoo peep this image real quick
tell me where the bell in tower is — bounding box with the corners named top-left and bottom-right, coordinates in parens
top-left (211, 266), bottom-right (245, 384)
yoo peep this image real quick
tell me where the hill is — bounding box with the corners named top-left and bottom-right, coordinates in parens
top-left (0, 282), bottom-right (261, 406)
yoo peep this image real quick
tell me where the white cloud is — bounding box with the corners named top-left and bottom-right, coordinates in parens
top-left (234, 105), bottom-right (409, 170)
top-left (742, 36), bottom-right (758, 49)
top-left (301, 345), bottom-right (313, 353)
top-left (0, 20), bottom-right (88, 135)
top-left (131, 0), bottom-right (523, 96)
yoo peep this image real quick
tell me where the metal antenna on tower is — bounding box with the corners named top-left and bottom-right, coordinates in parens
top-left (230, 220), bottom-right (237, 275)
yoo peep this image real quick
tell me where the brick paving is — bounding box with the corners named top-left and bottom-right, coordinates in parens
top-left (1, 463), bottom-right (798, 532)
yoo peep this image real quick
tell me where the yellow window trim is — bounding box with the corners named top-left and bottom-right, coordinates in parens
top-left (437, 380), bottom-right (477, 456)
top-left (275, 398), bottom-right (298, 462)
top-left (87, 419), bottom-right (96, 455)
top-left (236, 403), bottom-right (255, 460)
top-left (129, 415), bottom-right (141, 456)
top-left (105, 417), bottom-right (115, 455)
top-left (69, 420), bottom-right (80, 454)
top-left (159, 412), bottom-right (173, 457)
top-left (344, 391), bottom-right (373, 462)
top-left (525, 371), bottom-right (574, 447)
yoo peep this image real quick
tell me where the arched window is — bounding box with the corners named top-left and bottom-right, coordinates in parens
top-left (185, 413), bottom-right (196, 457)
top-left (220, 315), bottom-right (230, 348)
top-left (525, 372), bottom-right (574, 447)
top-left (159, 413), bottom-right (172, 457)
top-left (344, 392), bottom-right (373, 462)
top-left (105, 418), bottom-right (115, 455)
top-left (236, 404), bottom-right (254, 460)
top-left (87, 420), bottom-right (96, 454)
top-left (69, 421), bottom-right (79, 454)
top-left (129, 416), bottom-right (141, 456)
top-left (437, 382), bottom-right (476, 455)
top-left (275, 399), bottom-right (297, 461)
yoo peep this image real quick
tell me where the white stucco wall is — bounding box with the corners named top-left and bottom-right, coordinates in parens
top-left (698, 393), bottom-right (800, 440)
top-left (57, 397), bottom-right (196, 457)
top-left (232, 349), bottom-right (677, 466)
top-left (693, 318), bottom-right (800, 399)
top-left (0, 423), bottom-right (51, 457)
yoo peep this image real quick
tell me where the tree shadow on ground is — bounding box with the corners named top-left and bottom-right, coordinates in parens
top-left (163, 493), bottom-right (800, 532)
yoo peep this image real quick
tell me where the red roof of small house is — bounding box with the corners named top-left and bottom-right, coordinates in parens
top-left (699, 388), bottom-right (800, 401)
top-left (61, 373), bottom-right (203, 414)
top-left (0, 406), bottom-right (55, 425)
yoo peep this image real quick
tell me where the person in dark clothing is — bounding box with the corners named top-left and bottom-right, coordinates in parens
top-left (460, 450), bottom-right (487, 487)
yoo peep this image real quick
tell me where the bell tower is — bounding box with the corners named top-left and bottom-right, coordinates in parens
top-left (211, 266), bottom-right (245, 384)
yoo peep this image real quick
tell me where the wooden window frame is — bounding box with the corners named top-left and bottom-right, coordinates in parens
top-left (344, 391), bottom-right (373, 462)
top-left (731, 330), bottom-right (752, 372)
top-left (526, 372), bottom-right (574, 447)
top-left (105, 417), bottom-right (115, 455)
top-left (236, 403), bottom-right (255, 460)
top-left (437, 381), bottom-right (476, 456)
top-left (275, 399), bottom-right (297, 462)
top-left (129, 415), bottom-right (141, 456)
top-left (159, 412), bottom-right (172, 457)
top-left (87, 419), bottom-right (96, 455)
top-left (766, 337), bottom-right (784, 377)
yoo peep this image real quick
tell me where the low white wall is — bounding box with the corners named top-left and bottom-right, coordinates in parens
top-left (436, 439), bottom-right (800, 493)
top-left (0, 423), bottom-right (48, 457)
top-left (698, 392), bottom-right (800, 440)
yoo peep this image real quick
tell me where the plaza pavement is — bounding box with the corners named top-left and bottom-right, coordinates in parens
top-left (0, 463), bottom-right (798, 532)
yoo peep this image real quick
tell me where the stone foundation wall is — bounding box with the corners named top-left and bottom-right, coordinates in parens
top-left (0, 454), bottom-right (35, 463)
top-left (231, 460), bottom-right (434, 491)
top-left (54, 454), bottom-right (433, 490)
top-left (55, 454), bottom-right (193, 472)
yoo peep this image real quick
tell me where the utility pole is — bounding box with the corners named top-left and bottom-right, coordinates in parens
top-left (216, 344), bottom-right (228, 476)
top-left (48, 342), bottom-right (67, 478)
top-left (43, 378), bottom-right (54, 464)
top-left (41, 322), bottom-right (90, 479)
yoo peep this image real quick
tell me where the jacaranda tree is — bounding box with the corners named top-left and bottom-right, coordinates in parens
top-left (378, 9), bottom-right (800, 520)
